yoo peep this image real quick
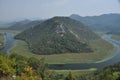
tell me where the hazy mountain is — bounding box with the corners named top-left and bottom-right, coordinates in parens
top-left (7, 19), bottom-right (43, 30)
top-left (0, 22), bottom-right (14, 28)
top-left (70, 13), bottom-right (120, 32)
top-left (15, 17), bottom-right (99, 55)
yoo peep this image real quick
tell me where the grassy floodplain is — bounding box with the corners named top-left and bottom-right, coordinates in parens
top-left (9, 37), bottom-right (116, 64)
top-left (52, 68), bottom-right (97, 76)
top-left (0, 30), bottom-right (116, 64)
top-left (112, 35), bottom-right (120, 41)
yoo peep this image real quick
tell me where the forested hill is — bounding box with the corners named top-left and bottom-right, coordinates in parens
top-left (15, 17), bottom-right (99, 55)
top-left (70, 13), bottom-right (120, 32)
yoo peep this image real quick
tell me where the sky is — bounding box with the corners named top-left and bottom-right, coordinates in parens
top-left (0, 0), bottom-right (120, 21)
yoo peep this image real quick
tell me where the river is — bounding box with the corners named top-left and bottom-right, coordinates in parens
top-left (2, 33), bottom-right (120, 70)
top-left (49, 34), bottom-right (120, 70)
top-left (2, 33), bottom-right (15, 54)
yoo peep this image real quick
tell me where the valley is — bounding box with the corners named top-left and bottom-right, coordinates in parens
top-left (0, 16), bottom-right (118, 67)
top-left (1, 0), bottom-right (120, 79)
top-left (0, 14), bottom-right (120, 80)
top-left (1, 29), bottom-right (120, 80)
top-left (1, 30), bottom-right (117, 66)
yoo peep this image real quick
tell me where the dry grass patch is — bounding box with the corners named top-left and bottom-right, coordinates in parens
top-left (112, 35), bottom-right (120, 41)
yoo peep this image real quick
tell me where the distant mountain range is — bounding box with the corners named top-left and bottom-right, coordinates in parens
top-left (7, 20), bottom-right (43, 30)
top-left (70, 13), bottom-right (120, 33)
top-left (0, 19), bottom-right (43, 30)
top-left (1, 13), bottom-right (120, 33)
top-left (15, 17), bottom-right (99, 55)
top-left (0, 22), bottom-right (14, 28)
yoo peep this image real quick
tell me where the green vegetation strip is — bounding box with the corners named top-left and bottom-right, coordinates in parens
top-left (53, 68), bottom-right (97, 75)
top-left (0, 33), bottom-right (5, 49)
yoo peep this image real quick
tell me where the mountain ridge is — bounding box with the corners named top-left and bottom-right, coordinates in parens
top-left (70, 13), bottom-right (120, 32)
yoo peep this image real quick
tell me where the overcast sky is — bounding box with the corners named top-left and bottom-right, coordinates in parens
top-left (0, 0), bottom-right (120, 21)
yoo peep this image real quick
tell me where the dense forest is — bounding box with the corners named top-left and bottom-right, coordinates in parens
top-left (0, 52), bottom-right (47, 80)
top-left (1, 52), bottom-right (120, 80)
top-left (0, 52), bottom-right (79, 80)
top-left (0, 52), bottom-right (78, 80)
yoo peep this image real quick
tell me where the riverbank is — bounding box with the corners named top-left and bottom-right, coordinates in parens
top-left (112, 34), bottom-right (120, 41)
top-left (0, 30), bottom-right (21, 54)
top-left (94, 35), bottom-right (118, 63)
top-left (1, 32), bottom-right (120, 72)
top-left (94, 47), bottom-right (117, 63)
top-left (2, 33), bottom-right (15, 54)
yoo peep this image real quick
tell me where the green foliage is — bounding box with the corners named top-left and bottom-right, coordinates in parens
top-left (9, 53), bottom-right (28, 61)
top-left (0, 52), bottom-right (16, 77)
top-left (89, 62), bottom-right (120, 80)
top-left (0, 53), bottom-right (49, 79)
top-left (65, 72), bottom-right (76, 80)
top-left (2, 52), bottom-right (120, 80)
top-left (0, 33), bottom-right (5, 49)
top-left (28, 57), bottom-right (41, 69)
top-left (0, 53), bottom-right (77, 80)
top-left (15, 17), bottom-right (99, 55)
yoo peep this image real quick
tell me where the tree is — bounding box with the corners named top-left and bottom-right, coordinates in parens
top-left (16, 66), bottom-right (42, 80)
top-left (65, 72), bottom-right (76, 80)
top-left (0, 53), bottom-right (16, 78)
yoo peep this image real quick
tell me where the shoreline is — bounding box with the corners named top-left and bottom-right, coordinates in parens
top-left (94, 47), bottom-right (117, 63)
top-left (2, 32), bottom-right (120, 70)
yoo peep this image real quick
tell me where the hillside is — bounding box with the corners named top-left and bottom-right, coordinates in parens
top-left (70, 13), bottom-right (120, 32)
top-left (15, 17), bottom-right (99, 55)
